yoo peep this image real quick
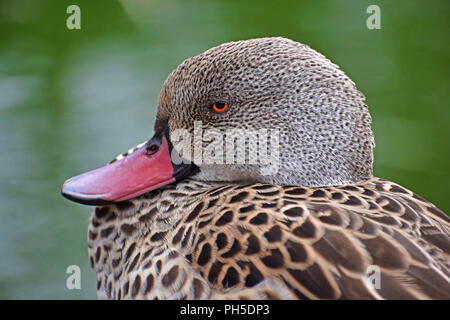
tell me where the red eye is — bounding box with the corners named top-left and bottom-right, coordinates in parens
top-left (212, 101), bottom-right (229, 113)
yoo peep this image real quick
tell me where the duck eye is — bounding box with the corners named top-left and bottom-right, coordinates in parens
top-left (212, 101), bottom-right (229, 113)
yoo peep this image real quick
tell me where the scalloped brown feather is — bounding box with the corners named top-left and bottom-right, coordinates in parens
top-left (88, 177), bottom-right (450, 300)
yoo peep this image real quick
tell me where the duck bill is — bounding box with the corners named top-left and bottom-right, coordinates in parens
top-left (61, 125), bottom-right (195, 205)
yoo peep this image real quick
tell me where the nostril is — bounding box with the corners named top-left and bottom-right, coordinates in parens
top-left (146, 144), bottom-right (159, 156)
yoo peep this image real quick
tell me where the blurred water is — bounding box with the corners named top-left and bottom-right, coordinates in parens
top-left (0, 0), bottom-right (448, 299)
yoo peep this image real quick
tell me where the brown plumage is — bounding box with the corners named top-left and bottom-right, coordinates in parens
top-left (64, 37), bottom-right (450, 299)
top-left (88, 178), bottom-right (449, 299)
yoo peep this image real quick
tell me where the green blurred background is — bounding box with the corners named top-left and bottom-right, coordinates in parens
top-left (0, 0), bottom-right (448, 299)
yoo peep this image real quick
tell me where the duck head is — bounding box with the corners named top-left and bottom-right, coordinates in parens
top-left (62, 37), bottom-right (374, 205)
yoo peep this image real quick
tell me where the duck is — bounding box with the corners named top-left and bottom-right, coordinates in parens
top-left (61, 37), bottom-right (450, 300)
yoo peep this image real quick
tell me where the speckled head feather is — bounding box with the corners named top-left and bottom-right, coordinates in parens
top-left (156, 37), bottom-right (374, 187)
